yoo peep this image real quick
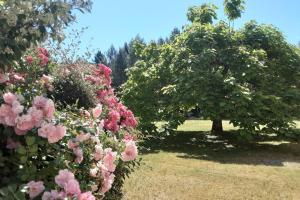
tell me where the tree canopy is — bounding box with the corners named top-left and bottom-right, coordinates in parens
top-left (122, 2), bottom-right (300, 136)
top-left (0, 0), bottom-right (92, 70)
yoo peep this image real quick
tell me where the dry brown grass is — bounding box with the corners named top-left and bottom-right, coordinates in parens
top-left (123, 120), bottom-right (300, 200)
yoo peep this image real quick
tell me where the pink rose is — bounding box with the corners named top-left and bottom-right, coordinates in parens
top-left (67, 139), bottom-right (79, 150)
top-left (41, 74), bottom-right (53, 84)
top-left (38, 123), bottom-right (66, 143)
top-left (12, 100), bottom-right (24, 114)
top-left (3, 92), bottom-right (17, 105)
top-left (47, 125), bottom-right (66, 143)
top-left (26, 55), bottom-right (34, 64)
top-left (73, 147), bottom-right (83, 164)
top-left (64, 179), bottom-right (81, 196)
top-left (42, 190), bottom-right (64, 200)
top-left (28, 107), bottom-right (44, 127)
top-left (55, 169), bottom-right (75, 188)
top-left (101, 172), bottom-right (115, 193)
top-left (33, 96), bottom-right (48, 109)
top-left (27, 181), bottom-right (45, 199)
top-left (44, 99), bottom-right (55, 119)
top-left (78, 192), bottom-right (96, 200)
top-left (16, 114), bottom-right (34, 131)
top-left (93, 144), bottom-right (104, 161)
top-left (76, 132), bottom-right (90, 142)
top-left (38, 123), bottom-right (56, 138)
top-left (92, 104), bottom-right (102, 118)
top-left (103, 148), bottom-right (117, 172)
top-left (84, 110), bottom-right (91, 117)
top-left (121, 140), bottom-right (138, 162)
top-left (14, 127), bottom-right (28, 135)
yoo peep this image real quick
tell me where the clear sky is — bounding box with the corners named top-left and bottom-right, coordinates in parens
top-left (66, 0), bottom-right (300, 55)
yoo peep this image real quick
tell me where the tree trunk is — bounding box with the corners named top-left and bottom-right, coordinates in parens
top-left (211, 119), bottom-right (223, 134)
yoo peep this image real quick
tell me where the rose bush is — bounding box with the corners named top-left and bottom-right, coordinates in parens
top-left (0, 48), bottom-right (140, 200)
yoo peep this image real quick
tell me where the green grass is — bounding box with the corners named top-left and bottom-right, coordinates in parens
top-left (123, 120), bottom-right (300, 200)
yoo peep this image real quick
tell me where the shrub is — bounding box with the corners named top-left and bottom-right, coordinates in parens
top-left (0, 48), bottom-right (140, 200)
top-left (49, 64), bottom-right (97, 109)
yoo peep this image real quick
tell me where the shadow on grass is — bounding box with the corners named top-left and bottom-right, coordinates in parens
top-left (141, 130), bottom-right (300, 167)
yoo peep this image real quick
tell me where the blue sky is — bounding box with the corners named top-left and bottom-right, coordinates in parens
top-left (67, 0), bottom-right (300, 55)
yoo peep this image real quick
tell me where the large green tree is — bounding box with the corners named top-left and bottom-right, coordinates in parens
top-left (122, 2), bottom-right (300, 135)
top-left (0, 0), bottom-right (92, 69)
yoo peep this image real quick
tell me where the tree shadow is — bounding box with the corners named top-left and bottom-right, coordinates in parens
top-left (141, 130), bottom-right (300, 167)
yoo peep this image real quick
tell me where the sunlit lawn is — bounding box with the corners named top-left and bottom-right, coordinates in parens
top-left (123, 120), bottom-right (300, 200)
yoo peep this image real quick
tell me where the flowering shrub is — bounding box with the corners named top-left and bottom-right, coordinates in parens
top-left (0, 48), bottom-right (140, 199)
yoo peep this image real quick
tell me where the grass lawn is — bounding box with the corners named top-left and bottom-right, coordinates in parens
top-left (123, 120), bottom-right (300, 200)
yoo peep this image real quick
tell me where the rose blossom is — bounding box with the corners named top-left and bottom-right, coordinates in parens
top-left (64, 179), bottom-right (81, 196)
top-left (76, 132), bottom-right (90, 142)
top-left (73, 147), bottom-right (83, 164)
top-left (55, 169), bottom-right (75, 188)
top-left (103, 148), bottom-right (117, 172)
top-left (33, 96), bottom-right (48, 109)
top-left (121, 140), bottom-right (138, 162)
top-left (26, 55), bottom-right (34, 64)
top-left (93, 144), bottom-right (104, 161)
top-left (27, 181), bottom-right (45, 199)
top-left (92, 104), bottom-right (102, 118)
top-left (3, 92), bottom-right (17, 105)
top-left (78, 192), bottom-right (96, 200)
top-left (43, 99), bottom-right (55, 119)
top-left (16, 114), bottom-right (35, 131)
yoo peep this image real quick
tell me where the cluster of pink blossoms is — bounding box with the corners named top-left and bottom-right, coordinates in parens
top-left (0, 92), bottom-right (66, 144)
top-left (86, 64), bottom-right (138, 133)
top-left (27, 169), bottom-right (96, 200)
top-left (26, 47), bottom-right (49, 66)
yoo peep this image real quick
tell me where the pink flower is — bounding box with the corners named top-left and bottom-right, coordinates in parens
top-left (38, 47), bottom-right (49, 57)
top-left (14, 127), bottom-right (28, 135)
top-left (47, 125), bottom-right (66, 143)
top-left (16, 114), bottom-right (35, 131)
top-left (103, 148), bottom-right (117, 172)
top-left (27, 107), bottom-right (44, 127)
top-left (38, 123), bottom-right (66, 143)
top-left (33, 96), bottom-right (48, 109)
top-left (84, 110), bottom-right (91, 117)
top-left (55, 169), bottom-right (75, 188)
top-left (38, 123), bottom-right (56, 138)
top-left (3, 92), bottom-right (17, 105)
top-left (64, 179), bottom-right (81, 196)
top-left (78, 192), bottom-right (96, 200)
top-left (101, 172), bottom-right (115, 194)
top-left (73, 147), bottom-right (83, 164)
top-left (13, 74), bottom-right (25, 82)
top-left (6, 138), bottom-right (20, 149)
top-left (121, 140), bottom-right (138, 162)
top-left (76, 132), bottom-right (90, 142)
top-left (92, 104), bottom-right (102, 118)
top-left (67, 139), bottom-right (79, 150)
top-left (27, 181), bottom-right (45, 199)
top-left (93, 144), bottom-right (104, 161)
top-left (42, 190), bottom-right (63, 200)
top-left (26, 55), bottom-right (34, 64)
top-left (41, 74), bottom-right (53, 84)
top-left (12, 100), bottom-right (24, 114)
top-left (38, 53), bottom-right (49, 66)
top-left (44, 99), bottom-right (55, 119)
